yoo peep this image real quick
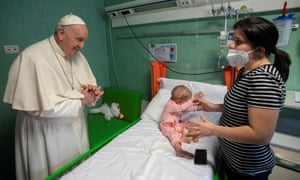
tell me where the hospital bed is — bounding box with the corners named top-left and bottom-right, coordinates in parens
top-left (46, 62), bottom-right (228, 180)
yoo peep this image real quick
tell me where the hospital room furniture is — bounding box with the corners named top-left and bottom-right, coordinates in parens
top-left (46, 86), bottom-right (142, 179)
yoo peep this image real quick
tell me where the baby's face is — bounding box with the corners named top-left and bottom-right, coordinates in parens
top-left (175, 97), bottom-right (189, 104)
top-left (175, 99), bottom-right (182, 104)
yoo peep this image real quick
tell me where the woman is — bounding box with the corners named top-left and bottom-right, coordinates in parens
top-left (188, 17), bottom-right (291, 180)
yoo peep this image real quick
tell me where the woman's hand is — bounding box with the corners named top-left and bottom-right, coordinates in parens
top-left (186, 115), bottom-right (216, 138)
top-left (193, 97), bottom-right (223, 112)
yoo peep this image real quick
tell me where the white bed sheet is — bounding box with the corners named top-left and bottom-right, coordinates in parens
top-left (61, 116), bottom-right (219, 180)
top-left (61, 78), bottom-right (227, 180)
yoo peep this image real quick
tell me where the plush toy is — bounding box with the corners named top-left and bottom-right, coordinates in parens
top-left (89, 102), bottom-right (124, 121)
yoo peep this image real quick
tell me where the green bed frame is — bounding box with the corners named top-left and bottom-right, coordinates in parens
top-left (45, 87), bottom-right (142, 180)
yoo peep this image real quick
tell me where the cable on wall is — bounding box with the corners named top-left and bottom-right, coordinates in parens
top-left (108, 16), bottom-right (120, 87)
top-left (122, 15), bottom-right (223, 76)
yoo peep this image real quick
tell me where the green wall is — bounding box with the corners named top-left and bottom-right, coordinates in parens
top-left (1, 0), bottom-right (299, 179)
top-left (0, 0), bottom-right (109, 179)
top-left (106, 9), bottom-right (300, 100)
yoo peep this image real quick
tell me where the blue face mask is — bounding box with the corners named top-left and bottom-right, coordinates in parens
top-left (226, 49), bottom-right (256, 67)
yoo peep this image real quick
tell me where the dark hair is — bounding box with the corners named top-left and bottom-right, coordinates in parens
top-left (233, 17), bottom-right (291, 81)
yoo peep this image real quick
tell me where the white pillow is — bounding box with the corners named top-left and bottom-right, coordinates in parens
top-left (141, 89), bottom-right (170, 122)
top-left (160, 77), bottom-right (191, 90)
top-left (142, 78), bottom-right (227, 123)
top-left (160, 77), bottom-right (227, 104)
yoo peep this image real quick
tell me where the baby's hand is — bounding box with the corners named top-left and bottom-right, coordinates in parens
top-left (193, 92), bottom-right (204, 106)
top-left (194, 91), bottom-right (204, 99)
top-left (193, 99), bottom-right (200, 105)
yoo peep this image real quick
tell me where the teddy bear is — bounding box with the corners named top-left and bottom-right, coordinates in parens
top-left (89, 102), bottom-right (124, 121)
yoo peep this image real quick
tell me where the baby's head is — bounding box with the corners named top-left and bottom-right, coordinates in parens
top-left (171, 85), bottom-right (192, 104)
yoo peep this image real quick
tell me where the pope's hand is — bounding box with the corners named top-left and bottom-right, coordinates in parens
top-left (81, 84), bottom-right (104, 105)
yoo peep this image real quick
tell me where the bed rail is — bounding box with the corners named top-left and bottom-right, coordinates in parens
top-left (151, 61), bottom-right (167, 98)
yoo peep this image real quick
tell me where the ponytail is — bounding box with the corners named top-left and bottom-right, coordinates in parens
top-left (234, 17), bottom-right (292, 82)
top-left (273, 48), bottom-right (291, 82)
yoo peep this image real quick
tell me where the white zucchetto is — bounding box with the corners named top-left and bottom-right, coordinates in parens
top-left (57, 14), bottom-right (86, 26)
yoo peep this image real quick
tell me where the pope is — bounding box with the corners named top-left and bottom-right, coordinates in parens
top-left (3, 14), bottom-right (103, 180)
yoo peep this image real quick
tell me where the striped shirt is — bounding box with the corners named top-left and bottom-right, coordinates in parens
top-left (219, 64), bottom-right (286, 175)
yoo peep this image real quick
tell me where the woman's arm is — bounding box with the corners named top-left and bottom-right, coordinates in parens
top-left (188, 107), bottom-right (279, 144)
top-left (194, 97), bottom-right (224, 112)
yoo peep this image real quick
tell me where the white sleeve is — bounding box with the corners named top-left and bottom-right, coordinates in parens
top-left (40, 99), bottom-right (82, 118)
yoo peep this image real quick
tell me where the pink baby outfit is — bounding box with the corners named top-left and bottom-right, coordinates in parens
top-left (160, 99), bottom-right (195, 146)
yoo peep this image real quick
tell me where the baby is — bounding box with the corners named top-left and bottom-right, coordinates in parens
top-left (160, 85), bottom-right (202, 159)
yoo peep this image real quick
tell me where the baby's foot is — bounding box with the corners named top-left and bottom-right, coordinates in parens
top-left (176, 150), bottom-right (194, 159)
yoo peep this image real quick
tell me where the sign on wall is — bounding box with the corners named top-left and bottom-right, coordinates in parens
top-left (149, 43), bottom-right (177, 62)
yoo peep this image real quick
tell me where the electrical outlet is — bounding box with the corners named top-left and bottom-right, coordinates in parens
top-left (119, 9), bottom-right (134, 15)
top-left (4, 45), bottom-right (19, 54)
top-left (292, 23), bottom-right (299, 30)
top-left (108, 11), bottom-right (119, 17)
top-left (177, 0), bottom-right (193, 7)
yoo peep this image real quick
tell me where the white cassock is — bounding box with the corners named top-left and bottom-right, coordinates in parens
top-left (3, 35), bottom-right (97, 180)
